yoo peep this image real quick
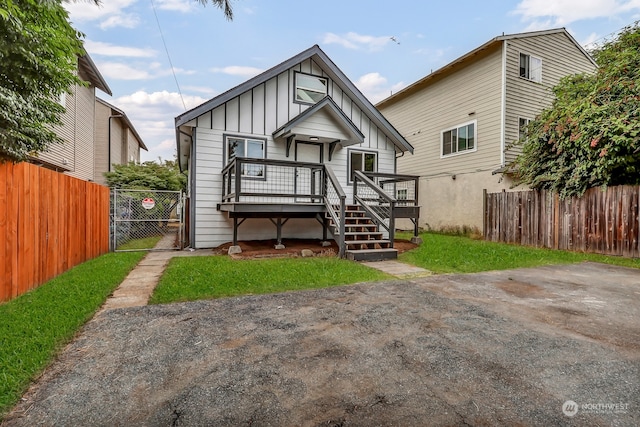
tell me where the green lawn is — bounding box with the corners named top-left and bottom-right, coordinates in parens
top-left (116, 235), bottom-right (162, 251)
top-left (0, 251), bottom-right (145, 419)
top-left (149, 256), bottom-right (392, 304)
top-left (399, 232), bottom-right (640, 273)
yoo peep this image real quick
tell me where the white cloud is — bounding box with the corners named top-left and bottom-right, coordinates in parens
top-left (84, 40), bottom-right (157, 58)
top-left (355, 72), bottom-right (405, 104)
top-left (65, 0), bottom-right (139, 29)
top-left (155, 0), bottom-right (194, 13)
top-left (210, 66), bottom-right (264, 78)
top-left (98, 63), bottom-right (152, 80)
top-left (512, 0), bottom-right (640, 26)
top-left (322, 32), bottom-right (391, 51)
top-left (96, 61), bottom-right (196, 80)
top-left (114, 90), bottom-right (209, 161)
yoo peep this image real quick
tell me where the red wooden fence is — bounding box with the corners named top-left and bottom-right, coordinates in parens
top-left (0, 162), bottom-right (110, 302)
top-left (484, 186), bottom-right (640, 258)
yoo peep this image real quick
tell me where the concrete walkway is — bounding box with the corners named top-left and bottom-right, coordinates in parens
top-left (360, 260), bottom-right (432, 278)
top-left (98, 234), bottom-right (210, 313)
top-left (99, 235), bottom-right (430, 314)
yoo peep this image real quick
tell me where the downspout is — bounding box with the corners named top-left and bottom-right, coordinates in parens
top-left (108, 114), bottom-right (123, 172)
top-left (500, 40), bottom-right (507, 167)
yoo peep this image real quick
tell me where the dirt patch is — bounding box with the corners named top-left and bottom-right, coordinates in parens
top-left (211, 238), bottom-right (418, 259)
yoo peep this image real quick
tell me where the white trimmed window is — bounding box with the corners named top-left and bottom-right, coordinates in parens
top-left (519, 53), bottom-right (542, 83)
top-left (295, 73), bottom-right (328, 103)
top-left (441, 121), bottom-right (476, 156)
top-left (226, 136), bottom-right (266, 177)
top-left (349, 150), bottom-right (377, 181)
top-left (519, 117), bottom-right (531, 141)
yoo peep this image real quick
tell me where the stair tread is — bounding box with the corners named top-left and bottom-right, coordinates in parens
top-left (347, 247), bottom-right (397, 252)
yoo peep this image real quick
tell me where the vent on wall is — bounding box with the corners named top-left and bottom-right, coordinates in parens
top-left (61, 158), bottom-right (68, 165)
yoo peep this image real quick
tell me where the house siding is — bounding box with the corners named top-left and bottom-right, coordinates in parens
top-left (190, 58), bottom-right (398, 248)
top-left (93, 100), bottom-right (111, 184)
top-left (503, 32), bottom-right (597, 163)
top-left (383, 46), bottom-right (504, 179)
top-left (380, 30), bottom-right (596, 232)
top-left (37, 75), bottom-right (96, 181)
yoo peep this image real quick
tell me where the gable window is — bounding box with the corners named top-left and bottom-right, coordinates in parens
top-left (226, 136), bottom-right (266, 177)
top-left (349, 150), bottom-right (377, 181)
top-left (519, 53), bottom-right (542, 83)
top-left (442, 121), bottom-right (476, 156)
top-left (295, 72), bottom-right (328, 104)
top-left (519, 117), bottom-right (531, 141)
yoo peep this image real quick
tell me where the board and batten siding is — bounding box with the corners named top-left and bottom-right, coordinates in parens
top-left (503, 32), bottom-right (597, 163)
top-left (189, 57), bottom-right (397, 248)
top-left (384, 45), bottom-right (504, 179)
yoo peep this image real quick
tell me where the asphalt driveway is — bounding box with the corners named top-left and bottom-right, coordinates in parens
top-left (4, 262), bottom-right (639, 426)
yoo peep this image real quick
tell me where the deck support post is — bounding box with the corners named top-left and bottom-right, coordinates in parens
top-left (269, 218), bottom-right (289, 248)
top-left (233, 217), bottom-right (238, 245)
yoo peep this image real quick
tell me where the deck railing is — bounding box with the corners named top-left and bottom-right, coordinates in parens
top-left (221, 157), bottom-right (346, 256)
top-left (323, 165), bottom-right (346, 258)
top-left (353, 170), bottom-right (397, 244)
top-left (222, 157), bottom-right (325, 204)
top-left (363, 172), bottom-right (419, 208)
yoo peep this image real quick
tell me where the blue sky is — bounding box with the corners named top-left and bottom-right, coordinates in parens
top-left (64, 0), bottom-right (640, 162)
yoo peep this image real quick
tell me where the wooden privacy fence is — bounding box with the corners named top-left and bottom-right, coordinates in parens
top-left (484, 186), bottom-right (640, 258)
top-left (1, 162), bottom-right (110, 302)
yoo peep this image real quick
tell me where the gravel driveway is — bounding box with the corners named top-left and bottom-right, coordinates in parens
top-left (4, 262), bottom-right (639, 426)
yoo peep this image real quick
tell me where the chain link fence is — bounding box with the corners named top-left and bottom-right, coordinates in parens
top-left (110, 189), bottom-right (184, 251)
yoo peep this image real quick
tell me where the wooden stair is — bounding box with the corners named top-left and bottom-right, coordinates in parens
top-left (327, 205), bottom-right (397, 261)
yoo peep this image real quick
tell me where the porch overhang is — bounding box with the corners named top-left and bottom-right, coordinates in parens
top-left (272, 96), bottom-right (364, 148)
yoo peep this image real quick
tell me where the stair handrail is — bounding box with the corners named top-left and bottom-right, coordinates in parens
top-left (353, 170), bottom-right (396, 245)
top-left (323, 164), bottom-right (346, 258)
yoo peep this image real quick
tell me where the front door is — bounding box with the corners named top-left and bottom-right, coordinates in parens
top-left (295, 142), bottom-right (322, 202)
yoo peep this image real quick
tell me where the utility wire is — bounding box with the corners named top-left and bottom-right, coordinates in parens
top-left (150, 0), bottom-right (186, 110)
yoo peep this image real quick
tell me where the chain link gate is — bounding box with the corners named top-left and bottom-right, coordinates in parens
top-left (110, 189), bottom-right (185, 251)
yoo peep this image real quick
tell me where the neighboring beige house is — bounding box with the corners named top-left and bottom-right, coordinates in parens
top-left (32, 51), bottom-right (146, 184)
top-left (33, 53), bottom-right (111, 181)
top-left (377, 28), bottom-right (597, 232)
top-left (94, 97), bottom-right (147, 185)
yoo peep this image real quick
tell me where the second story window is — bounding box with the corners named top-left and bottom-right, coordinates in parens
top-left (295, 73), bottom-right (327, 104)
top-left (442, 121), bottom-right (476, 157)
top-left (519, 53), bottom-right (542, 83)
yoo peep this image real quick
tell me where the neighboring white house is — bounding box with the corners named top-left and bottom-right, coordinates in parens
top-left (94, 97), bottom-right (148, 185)
top-left (175, 45), bottom-right (416, 258)
top-left (377, 28), bottom-right (597, 232)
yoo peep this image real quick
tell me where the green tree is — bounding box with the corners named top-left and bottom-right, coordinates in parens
top-left (0, 0), bottom-right (84, 162)
top-left (105, 160), bottom-right (187, 192)
top-left (512, 22), bottom-right (640, 198)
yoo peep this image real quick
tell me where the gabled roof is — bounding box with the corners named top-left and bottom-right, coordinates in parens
top-left (175, 45), bottom-right (412, 154)
top-left (97, 97), bottom-right (148, 151)
top-left (272, 96), bottom-right (364, 146)
top-left (78, 52), bottom-right (112, 96)
top-left (377, 28), bottom-right (597, 109)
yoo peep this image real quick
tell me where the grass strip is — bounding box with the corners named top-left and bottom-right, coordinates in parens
top-left (0, 251), bottom-right (145, 419)
top-left (399, 232), bottom-right (640, 273)
top-left (150, 256), bottom-right (391, 304)
top-left (116, 236), bottom-right (163, 251)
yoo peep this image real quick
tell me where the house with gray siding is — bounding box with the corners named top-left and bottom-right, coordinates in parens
top-left (176, 45), bottom-right (419, 260)
top-left (377, 28), bottom-right (597, 232)
top-left (94, 97), bottom-right (148, 185)
top-left (32, 52), bottom-right (146, 184)
top-left (33, 52), bottom-right (112, 182)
